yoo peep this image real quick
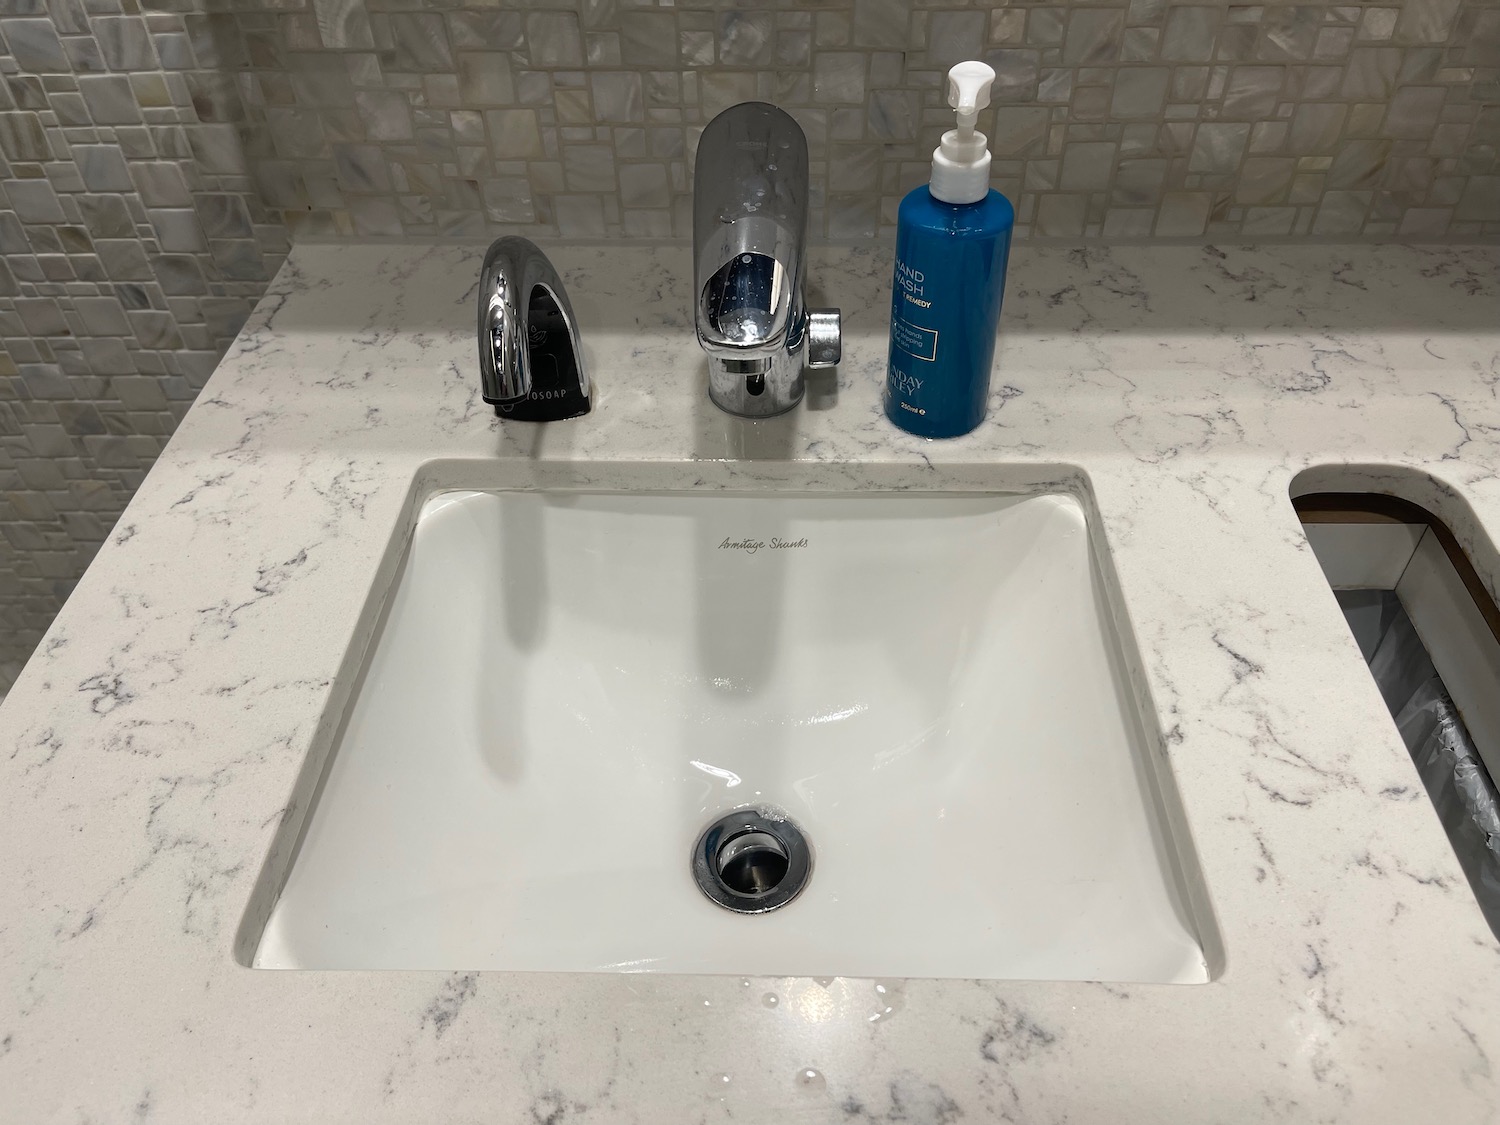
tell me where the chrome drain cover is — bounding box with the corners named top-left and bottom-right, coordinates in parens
top-left (692, 809), bottom-right (812, 914)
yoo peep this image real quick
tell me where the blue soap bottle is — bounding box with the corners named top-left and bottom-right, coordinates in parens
top-left (885, 61), bottom-right (1014, 439)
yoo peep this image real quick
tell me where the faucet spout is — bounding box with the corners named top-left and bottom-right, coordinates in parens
top-left (477, 237), bottom-right (591, 422)
top-left (693, 103), bottom-right (840, 418)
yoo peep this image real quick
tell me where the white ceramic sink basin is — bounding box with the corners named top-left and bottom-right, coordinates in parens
top-left (253, 488), bottom-right (1214, 981)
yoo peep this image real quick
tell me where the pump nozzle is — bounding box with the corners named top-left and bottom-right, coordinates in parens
top-left (930, 60), bottom-right (997, 205)
top-left (947, 60), bottom-right (995, 137)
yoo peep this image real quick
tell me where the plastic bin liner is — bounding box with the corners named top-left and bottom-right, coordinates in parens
top-left (1337, 590), bottom-right (1500, 938)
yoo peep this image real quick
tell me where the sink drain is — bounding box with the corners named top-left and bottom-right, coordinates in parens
top-left (692, 810), bottom-right (812, 914)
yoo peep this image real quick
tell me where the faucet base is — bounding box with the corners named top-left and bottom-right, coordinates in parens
top-left (491, 335), bottom-right (591, 417)
top-left (492, 391), bottom-right (591, 423)
top-left (707, 346), bottom-right (805, 418)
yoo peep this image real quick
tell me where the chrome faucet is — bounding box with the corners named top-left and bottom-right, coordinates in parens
top-left (477, 236), bottom-right (591, 422)
top-left (693, 103), bottom-right (841, 418)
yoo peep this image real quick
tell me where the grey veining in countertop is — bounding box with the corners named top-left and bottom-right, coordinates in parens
top-left (2, 239), bottom-right (1500, 1123)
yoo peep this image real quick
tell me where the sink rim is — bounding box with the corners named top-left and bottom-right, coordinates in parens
top-left (234, 464), bottom-right (1224, 981)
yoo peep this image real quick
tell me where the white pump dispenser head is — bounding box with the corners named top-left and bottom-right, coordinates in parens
top-left (930, 60), bottom-right (995, 205)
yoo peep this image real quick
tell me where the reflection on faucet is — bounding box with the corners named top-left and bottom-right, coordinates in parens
top-left (693, 103), bottom-right (841, 418)
top-left (477, 236), bottom-right (591, 422)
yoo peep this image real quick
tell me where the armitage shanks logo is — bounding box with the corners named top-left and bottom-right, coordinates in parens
top-left (718, 536), bottom-right (809, 555)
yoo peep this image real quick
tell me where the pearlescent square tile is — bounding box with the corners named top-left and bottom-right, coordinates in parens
top-left (1112, 67), bottom-right (1170, 118)
top-left (1190, 122), bottom-right (1250, 173)
top-left (813, 52), bottom-right (866, 104)
top-left (1155, 190), bottom-right (1211, 235)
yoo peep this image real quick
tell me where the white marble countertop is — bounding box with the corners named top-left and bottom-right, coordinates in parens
top-left (3, 239), bottom-right (1500, 1124)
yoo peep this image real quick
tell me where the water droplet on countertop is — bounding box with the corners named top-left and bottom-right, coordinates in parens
top-left (868, 979), bottom-right (906, 1023)
top-left (814, 976), bottom-right (834, 988)
top-left (796, 1068), bottom-right (826, 1091)
top-left (740, 977), bottom-right (751, 988)
top-left (712, 1072), bottom-right (732, 1088)
top-left (762, 992), bottom-right (779, 1008)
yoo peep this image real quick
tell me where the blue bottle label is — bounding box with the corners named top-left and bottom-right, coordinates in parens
top-left (891, 315), bottom-right (937, 361)
top-left (894, 259), bottom-right (930, 301)
top-left (888, 365), bottom-right (928, 423)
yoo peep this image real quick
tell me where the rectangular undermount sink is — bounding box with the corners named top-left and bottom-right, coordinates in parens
top-left (250, 487), bottom-right (1215, 982)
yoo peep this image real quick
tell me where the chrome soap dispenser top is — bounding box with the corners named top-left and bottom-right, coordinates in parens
top-left (477, 236), bottom-right (591, 422)
top-left (693, 103), bottom-right (841, 418)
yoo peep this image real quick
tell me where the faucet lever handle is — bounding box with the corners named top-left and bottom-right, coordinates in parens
top-left (805, 308), bottom-right (842, 369)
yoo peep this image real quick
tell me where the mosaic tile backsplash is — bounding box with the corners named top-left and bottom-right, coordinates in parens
top-left (226, 0), bottom-right (1500, 243)
top-left (1, 0), bottom-right (1499, 686)
top-left (0, 0), bottom-right (286, 688)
